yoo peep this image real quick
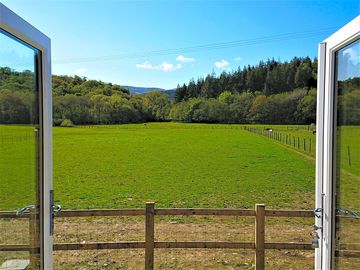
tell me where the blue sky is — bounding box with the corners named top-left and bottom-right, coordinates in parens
top-left (1, 0), bottom-right (359, 89)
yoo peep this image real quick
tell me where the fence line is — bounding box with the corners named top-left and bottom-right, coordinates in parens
top-left (0, 132), bottom-right (34, 146)
top-left (243, 126), bottom-right (315, 155)
top-left (1, 203), bottom-right (359, 269)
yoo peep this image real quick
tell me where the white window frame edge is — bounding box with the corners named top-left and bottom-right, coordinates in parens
top-left (316, 15), bottom-right (360, 270)
top-left (315, 41), bottom-right (325, 270)
top-left (0, 3), bottom-right (53, 270)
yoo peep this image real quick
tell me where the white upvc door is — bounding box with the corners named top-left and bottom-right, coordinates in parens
top-left (316, 16), bottom-right (360, 270)
top-left (0, 3), bottom-right (53, 269)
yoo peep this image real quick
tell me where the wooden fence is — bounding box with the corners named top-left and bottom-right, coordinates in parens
top-left (2, 203), bottom-right (359, 269)
top-left (0, 203), bottom-right (320, 269)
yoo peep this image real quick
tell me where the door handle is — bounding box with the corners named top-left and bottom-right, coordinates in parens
top-left (313, 208), bottom-right (323, 218)
top-left (49, 190), bottom-right (62, 236)
top-left (16, 205), bottom-right (36, 216)
top-left (52, 204), bottom-right (62, 215)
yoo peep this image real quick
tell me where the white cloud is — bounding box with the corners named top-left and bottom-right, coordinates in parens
top-left (234, 56), bottom-right (242, 62)
top-left (343, 47), bottom-right (360, 65)
top-left (136, 61), bottom-right (181, 72)
top-left (176, 55), bottom-right (195, 63)
top-left (75, 68), bottom-right (87, 76)
top-left (136, 61), bottom-right (153, 70)
top-left (156, 62), bottom-right (182, 72)
top-left (214, 60), bottom-right (229, 69)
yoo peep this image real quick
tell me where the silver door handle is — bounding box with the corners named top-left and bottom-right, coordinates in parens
top-left (16, 205), bottom-right (36, 216)
top-left (313, 208), bottom-right (323, 218)
top-left (52, 204), bottom-right (62, 215)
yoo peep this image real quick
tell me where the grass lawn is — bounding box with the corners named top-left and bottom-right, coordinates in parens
top-left (51, 123), bottom-right (316, 210)
top-left (1, 122), bottom-right (317, 210)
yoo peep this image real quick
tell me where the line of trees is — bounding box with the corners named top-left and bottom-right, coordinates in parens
top-left (170, 88), bottom-right (316, 124)
top-left (1, 56), bottom-right (359, 126)
top-left (175, 57), bottom-right (317, 102)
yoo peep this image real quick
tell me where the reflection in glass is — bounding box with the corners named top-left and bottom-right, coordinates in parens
top-left (0, 29), bottom-right (40, 269)
top-left (334, 38), bottom-right (360, 269)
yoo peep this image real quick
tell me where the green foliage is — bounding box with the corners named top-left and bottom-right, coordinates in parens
top-left (52, 75), bottom-right (130, 96)
top-left (176, 57), bottom-right (318, 100)
top-left (296, 88), bottom-right (317, 124)
top-left (0, 90), bottom-right (33, 124)
top-left (248, 95), bottom-right (267, 123)
top-left (218, 91), bottom-right (234, 105)
top-left (60, 119), bottom-right (74, 127)
top-left (170, 88), bottom-right (316, 124)
top-left (339, 90), bottom-right (360, 125)
top-left (1, 62), bottom-right (357, 126)
top-left (143, 91), bottom-right (172, 121)
top-left (260, 89), bottom-right (308, 124)
top-left (170, 98), bottom-right (227, 123)
top-left (229, 92), bottom-right (255, 123)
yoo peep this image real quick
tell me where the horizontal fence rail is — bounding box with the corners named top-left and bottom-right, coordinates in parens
top-left (1, 203), bottom-right (359, 269)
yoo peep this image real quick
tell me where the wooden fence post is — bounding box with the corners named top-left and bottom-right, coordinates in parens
top-left (304, 138), bottom-right (306, 151)
top-left (255, 204), bottom-right (265, 270)
top-left (145, 202), bottom-right (155, 270)
top-left (297, 137), bottom-right (300, 149)
top-left (29, 207), bottom-right (40, 269)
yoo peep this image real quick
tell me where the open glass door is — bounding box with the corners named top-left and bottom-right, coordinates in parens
top-left (0, 3), bottom-right (53, 270)
top-left (316, 16), bottom-right (360, 270)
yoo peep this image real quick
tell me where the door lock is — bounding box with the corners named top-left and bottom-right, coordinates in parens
top-left (313, 208), bottom-right (323, 218)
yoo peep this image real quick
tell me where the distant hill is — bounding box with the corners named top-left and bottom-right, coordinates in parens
top-left (122, 85), bottom-right (175, 99)
top-left (163, 89), bottom-right (175, 99)
top-left (122, 85), bottom-right (165, 94)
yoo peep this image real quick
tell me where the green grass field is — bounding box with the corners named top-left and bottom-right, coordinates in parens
top-left (0, 125), bottom-right (37, 210)
top-left (0, 122), bottom-right (318, 210)
top-left (52, 123), bottom-right (316, 210)
top-left (1, 122), bottom-right (357, 211)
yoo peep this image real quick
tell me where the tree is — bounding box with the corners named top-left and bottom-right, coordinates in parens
top-left (229, 92), bottom-right (255, 123)
top-left (340, 90), bottom-right (360, 125)
top-left (296, 88), bottom-right (317, 124)
top-left (248, 95), bottom-right (267, 123)
top-left (143, 91), bottom-right (172, 121)
top-left (0, 91), bottom-right (30, 124)
top-left (295, 61), bottom-right (313, 88)
top-left (218, 91), bottom-right (234, 105)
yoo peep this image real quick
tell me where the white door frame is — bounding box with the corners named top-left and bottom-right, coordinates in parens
top-left (0, 3), bottom-right (53, 269)
top-left (316, 15), bottom-right (360, 270)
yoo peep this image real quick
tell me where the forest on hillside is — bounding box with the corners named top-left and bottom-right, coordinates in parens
top-left (0, 56), bottom-right (359, 126)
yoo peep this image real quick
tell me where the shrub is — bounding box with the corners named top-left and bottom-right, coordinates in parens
top-left (60, 119), bottom-right (74, 127)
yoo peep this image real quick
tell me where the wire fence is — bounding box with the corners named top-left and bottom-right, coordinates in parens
top-left (243, 126), bottom-right (316, 156)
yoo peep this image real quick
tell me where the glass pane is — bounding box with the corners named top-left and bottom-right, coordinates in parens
top-left (0, 29), bottom-right (41, 269)
top-left (334, 38), bottom-right (360, 269)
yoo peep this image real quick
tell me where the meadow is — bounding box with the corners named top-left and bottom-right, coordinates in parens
top-left (52, 123), bottom-right (318, 210)
top-left (1, 122), bottom-right (359, 211)
top-left (0, 122), bottom-right (317, 210)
